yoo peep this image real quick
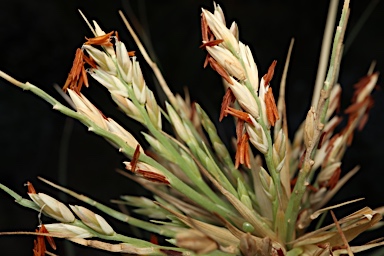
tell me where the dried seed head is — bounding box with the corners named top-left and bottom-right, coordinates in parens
top-left (70, 205), bottom-right (115, 235)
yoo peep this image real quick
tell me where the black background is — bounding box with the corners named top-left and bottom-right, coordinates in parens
top-left (0, 0), bottom-right (383, 255)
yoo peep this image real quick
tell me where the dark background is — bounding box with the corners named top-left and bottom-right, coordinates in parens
top-left (0, 0), bottom-right (383, 255)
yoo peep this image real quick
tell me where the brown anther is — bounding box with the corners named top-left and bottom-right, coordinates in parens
top-left (236, 119), bottom-right (245, 144)
top-left (203, 54), bottom-right (210, 68)
top-left (224, 107), bottom-right (252, 123)
top-left (235, 132), bottom-right (251, 168)
top-left (306, 183), bottom-right (318, 193)
top-left (190, 102), bottom-right (197, 121)
top-left (83, 54), bottom-right (97, 69)
top-left (84, 31), bottom-right (114, 47)
top-left (150, 234), bottom-right (159, 245)
top-left (130, 144), bottom-right (141, 173)
top-left (199, 39), bottom-right (224, 49)
top-left (207, 57), bottom-right (232, 84)
top-left (128, 51), bottom-right (136, 57)
top-left (326, 134), bottom-right (340, 153)
top-left (33, 224), bottom-right (56, 256)
top-left (201, 13), bottom-right (209, 42)
top-left (264, 87), bottom-right (279, 126)
top-left (27, 181), bottom-right (36, 194)
top-left (344, 98), bottom-right (368, 115)
top-left (262, 60), bottom-right (277, 86)
top-left (328, 167), bottom-right (341, 190)
top-left (81, 65), bottom-right (89, 88)
top-left (63, 48), bottom-right (86, 93)
top-left (298, 149), bottom-right (306, 170)
top-left (318, 132), bottom-right (326, 149)
top-left (33, 229), bottom-right (46, 256)
top-left (219, 88), bottom-right (236, 121)
top-left (136, 169), bottom-right (170, 184)
top-left (352, 74), bottom-right (375, 102)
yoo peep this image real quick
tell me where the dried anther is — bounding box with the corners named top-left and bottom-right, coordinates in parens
top-left (85, 31), bottom-right (114, 47)
top-left (264, 88), bottom-right (279, 126)
top-left (27, 181), bottom-right (36, 194)
top-left (207, 57), bottom-right (232, 84)
top-left (125, 146), bottom-right (170, 184)
top-left (130, 144), bottom-right (141, 173)
top-left (63, 48), bottom-right (88, 93)
top-left (263, 60), bottom-right (277, 86)
top-left (219, 88), bottom-right (235, 121)
top-left (224, 106), bottom-right (252, 123)
top-left (323, 167), bottom-right (341, 190)
top-left (235, 132), bottom-right (251, 168)
top-left (199, 39), bottom-right (224, 49)
top-left (33, 224), bottom-right (56, 256)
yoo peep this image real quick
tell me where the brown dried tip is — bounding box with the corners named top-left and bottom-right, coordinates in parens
top-left (327, 167), bottom-right (341, 190)
top-left (62, 48), bottom-right (89, 93)
top-left (208, 57), bottom-right (233, 85)
top-left (219, 88), bottom-right (236, 121)
top-left (352, 73), bottom-right (376, 103)
top-left (130, 144), bottom-right (141, 173)
top-left (33, 224), bottom-right (56, 256)
top-left (27, 181), bottom-right (36, 194)
top-left (136, 169), bottom-right (170, 184)
top-left (33, 229), bottom-right (46, 256)
top-left (235, 132), bottom-right (251, 169)
top-left (264, 88), bottom-right (279, 126)
top-left (199, 39), bottom-right (224, 49)
top-left (263, 60), bottom-right (277, 86)
top-left (224, 107), bottom-right (252, 123)
top-left (84, 31), bottom-right (114, 47)
top-left (201, 13), bottom-right (209, 42)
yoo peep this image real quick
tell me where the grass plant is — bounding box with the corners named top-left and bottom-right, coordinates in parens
top-left (0, 1), bottom-right (383, 255)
